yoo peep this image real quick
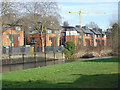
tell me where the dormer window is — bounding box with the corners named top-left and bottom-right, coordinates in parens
top-left (16, 26), bottom-right (21, 31)
top-left (85, 34), bottom-right (88, 36)
top-left (77, 33), bottom-right (80, 36)
top-left (103, 35), bottom-right (106, 38)
top-left (55, 31), bottom-right (58, 34)
top-left (88, 34), bottom-right (91, 37)
top-left (98, 35), bottom-right (101, 37)
top-left (47, 30), bottom-right (52, 33)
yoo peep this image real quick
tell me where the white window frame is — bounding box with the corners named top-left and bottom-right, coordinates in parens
top-left (77, 33), bottom-right (80, 36)
top-left (16, 26), bottom-right (21, 31)
top-left (88, 34), bottom-right (91, 37)
top-left (7, 34), bottom-right (9, 39)
top-left (47, 30), bottom-right (52, 33)
top-left (55, 31), bottom-right (58, 34)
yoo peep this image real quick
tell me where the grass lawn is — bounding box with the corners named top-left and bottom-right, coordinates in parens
top-left (2, 58), bottom-right (119, 88)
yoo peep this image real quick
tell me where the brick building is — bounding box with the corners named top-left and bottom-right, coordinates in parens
top-left (90, 28), bottom-right (107, 47)
top-left (2, 24), bottom-right (24, 47)
top-left (27, 24), bottom-right (61, 47)
top-left (61, 25), bottom-right (107, 47)
top-left (61, 26), bottom-right (82, 46)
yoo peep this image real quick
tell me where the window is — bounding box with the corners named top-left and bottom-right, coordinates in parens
top-left (8, 27), bottom-right (11, 30)
top-left (7, 34), bottom-right (9, 39)
top-left (88, 34), bottom-right (91, 37)
top-left (85, 34), bottom-right (88, 36)
top-left (104, 35), bottom-right (106, 38)
top-left (47, 30), bottom-right (52, 33)
top-left (62, 28), bottom-right (65, 32)
top-left (66, 28), bottom-right (70, 31)
top-left (62, 33), bottom-right (65, 36)
top-left (16, 27), bottom-right (21, 31)
top-left (102, 40), bottom-right (104, 46)
top-left (30, 37), bottom-right (35, 42)
top-left (49, 37), bottom-right (52, 41)
top-left (98, 35), bottom-right (101, 37)
top-left (54, 31), bottom-right (58, 34)
top-left (77, 33), bottom-right (80, 36)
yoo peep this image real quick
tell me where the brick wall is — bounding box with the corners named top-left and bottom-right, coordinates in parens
top-left (2, 30), bottom-right (24, 47)
top-left (27, 33), bottom-right (60, 47)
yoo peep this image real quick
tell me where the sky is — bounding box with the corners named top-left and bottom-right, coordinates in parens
top-left (0, 0), bottom-right (118, 30)
top-left (57, 0), bottom-right (118, 30)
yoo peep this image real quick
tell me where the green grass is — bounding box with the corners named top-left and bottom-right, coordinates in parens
top-left (2, 58), bottom-right (119, 88)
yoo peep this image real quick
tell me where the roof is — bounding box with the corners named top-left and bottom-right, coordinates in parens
top-left (62, 26), bottom-right (74, 28)
top-left (81, 26), bottom-right (93, 34)
top-left (91, 28), bottom-right (101, 35)
top-left (75, 25), bottom-right (83, 33)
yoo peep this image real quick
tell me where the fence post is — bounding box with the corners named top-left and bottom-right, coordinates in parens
top-left (34, 53), bottom-right (36, 62)
top-left (34, 52), bottom-right (36, 67)
top-left (54, 52), bottom-right (56, 64)
top-left (62, 52), bottom-right (64, 60)
top-left (22, 53), bottom-right (24, 63)
top-left (45, 52), bottom-right (47, 66)
top-left (22, 53), bottom-right (24, 69)
top-left (9, 54), bottom-right (11, 64)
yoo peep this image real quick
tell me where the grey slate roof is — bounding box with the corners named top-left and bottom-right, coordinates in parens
top-left (61, 26), bottom-right (76, 32)
top-left (91, 28), bottom-right (101, 35)
top-left (74, 25), bottom-right (83, 33)
top-left (81, 26), bottom-right (93, 34)
top-left (62, 26), bottom-right (74, 28)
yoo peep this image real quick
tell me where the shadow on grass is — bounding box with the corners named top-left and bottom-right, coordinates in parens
top-left (82, 58), bottom-right (119, 62)
top-left (2, 73), bottom-right (118, 88)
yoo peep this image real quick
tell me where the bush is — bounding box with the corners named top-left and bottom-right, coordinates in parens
top-left (81, 53), bottom-right (94, 58)
top-left (64, 41), bottom-right (75, 60)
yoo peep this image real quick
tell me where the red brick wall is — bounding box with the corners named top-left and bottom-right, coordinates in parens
top-left (2, 30), bottom-right (24, 47)
top-left (27, 33), bottom-right (60, 47)
top-left (65, 35), bottom-right (81, 46)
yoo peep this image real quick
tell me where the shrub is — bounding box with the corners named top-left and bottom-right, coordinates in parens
top-left (64, 41), bottom-right (75, 60)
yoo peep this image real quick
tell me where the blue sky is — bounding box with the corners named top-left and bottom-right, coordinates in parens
top-left (57, 1), bottom-right (118, 30)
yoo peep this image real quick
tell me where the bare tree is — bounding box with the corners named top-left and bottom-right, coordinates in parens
top-left (0, 1), bottom-right (21, 32)
top-left (21, 1), bottom-right (61, 52)
top-left (63, 21), bottom-right (69, 26)
top-left (86, 21), bottom-right (99, 29)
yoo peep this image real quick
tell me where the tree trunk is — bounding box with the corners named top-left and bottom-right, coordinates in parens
top-left (41, 32), bottom-right (44, 52)
top-left (41, 24), bottom-right (45, 52)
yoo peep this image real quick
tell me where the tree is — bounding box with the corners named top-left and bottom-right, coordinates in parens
top-left (21, 1), bottom-right (61, 52)
top-left (63, 21), bottom-right (69, 26)
top-left (64, 41), bottom-right (75, 59)
top-left (111, 23), bottom-right (120, 54)
top-left (86, 21), bottom-right (99, 29)
top-left (1, 1), bottom-right (21, 32)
